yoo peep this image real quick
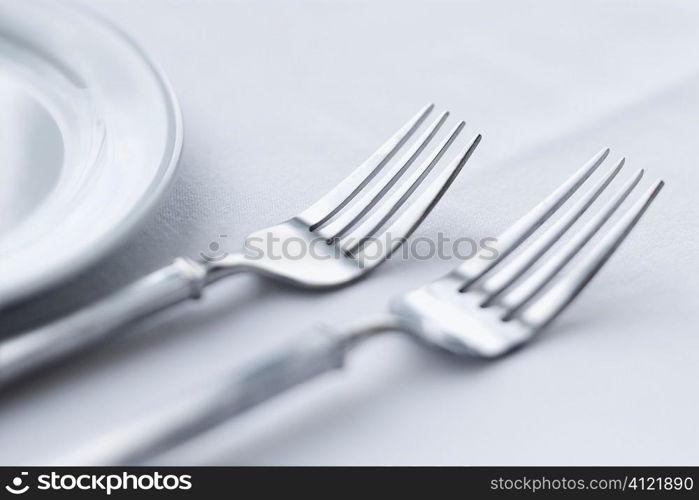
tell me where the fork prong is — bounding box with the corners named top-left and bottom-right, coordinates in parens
top-left (299, 104), bottom-right (434, 229)
top-left (479, 158), bottom-right (625, 305)
top-left (500, 169), bottom-right (645, 319)
top-left (517, 179), bottom-right (663, 329)
top-left (359, 134), bottom-right (482, 269)
top-left (452, 147), bottom-right (610, 290)
top-left (340, 121), bottom-right (465, 255)
top-left (315, 111), bottom-right (449, 240)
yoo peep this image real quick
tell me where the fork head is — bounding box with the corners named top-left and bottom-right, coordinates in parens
top-left (229, 104), bottom-right (481, 288)
top-left (391, 149), bottom-right (664, 358)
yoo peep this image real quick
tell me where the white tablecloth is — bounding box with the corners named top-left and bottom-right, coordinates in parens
top-left (2, 0), bottom-right (698, 465)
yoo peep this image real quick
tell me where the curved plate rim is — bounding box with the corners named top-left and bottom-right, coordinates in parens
top-left (0, 2), bottom-right (184, 310)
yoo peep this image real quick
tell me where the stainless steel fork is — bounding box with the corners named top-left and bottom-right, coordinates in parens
top-left (63, 149), bottom-right (663, 465)
top-left (0, 104), bottom-right (481, 385)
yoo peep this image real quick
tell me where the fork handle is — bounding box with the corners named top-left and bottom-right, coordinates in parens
top-left (0, 257), bottom-right (213, 386)
top-left (60, 315), bottom-right (397, 465)
top-left (59, 315), bottom-right (398, 465)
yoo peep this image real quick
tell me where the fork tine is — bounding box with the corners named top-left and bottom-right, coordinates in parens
top-left (499, 169), bottom-right (645, 319)
top-left (340, 121), bottom-right (465, 255)
top-left (479, 158), bottom-right (625, 305)
top-left (299, 103), bottom-right (434, 229)
top-left (453, 147), bottom-right (610, 290)
top-left (516, 179), bottom-right (663, 329)
top-left (315, 111), bottom-right (449, 240)
top-left (359, 134), bottom-right (481, 269)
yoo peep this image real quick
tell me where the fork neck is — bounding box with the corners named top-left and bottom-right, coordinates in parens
top-left (199, 253), bottom-right (404, 343)
top-left (200, 252), bottom-right (254, 286)
top-left (331, 312), bottom-right (405, 347)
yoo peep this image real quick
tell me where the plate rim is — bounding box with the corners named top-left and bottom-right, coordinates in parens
top-left (0, 2), bottom-right (184, 309)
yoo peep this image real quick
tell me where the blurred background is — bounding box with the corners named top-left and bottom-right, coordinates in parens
top-left (1, 0), bottom-right (697, 464)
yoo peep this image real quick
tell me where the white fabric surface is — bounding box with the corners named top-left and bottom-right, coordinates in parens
top-left (1, 0), bottom-right (698, 465)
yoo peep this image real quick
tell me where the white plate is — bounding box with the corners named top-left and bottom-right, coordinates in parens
top-left (0, 1), bottom-right (182, 309)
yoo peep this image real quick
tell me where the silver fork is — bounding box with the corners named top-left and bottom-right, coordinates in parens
top-left (63, 149), bottom-right (663, 465)
top-left (0, 104), bottom-right (481, 385)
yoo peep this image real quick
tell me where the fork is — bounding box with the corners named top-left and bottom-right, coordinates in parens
top-left (63, 149), bottom-right (663, 465)
top-left (0, 104), bottom-right (481, 385)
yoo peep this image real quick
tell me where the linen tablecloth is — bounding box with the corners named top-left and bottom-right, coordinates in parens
top-left (1, 0), bottom-right (697, 464)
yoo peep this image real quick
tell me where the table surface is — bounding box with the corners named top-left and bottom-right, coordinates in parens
top-left (1, 0), bottom-right (698, 465)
